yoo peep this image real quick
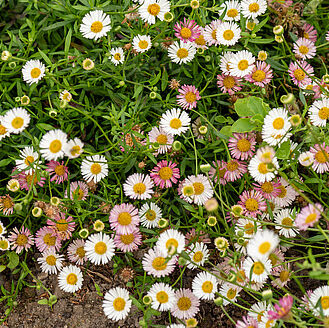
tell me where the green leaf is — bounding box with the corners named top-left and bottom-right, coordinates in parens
top-left (161, 68), bottom-right (168, 91)
top-left (37, 299), bottom-right (49, 305)
top-left (248, 38), bottom-right (274, 44)
top-left (43, 20), bottom-right (73, 31)
top-left (36, 123), bottom-right (55, 131)
top-left (276, 140), bottom-right (291, 159)
top-left (0, 265), bottom-right (6, 273)
top-left (219, 126), bottom-right (232, 137)
top-left (0, 158), bottom-right (12, 167)
top-left (65, 28), bottom-right (72, 57)
top-left (234, 96), bottom-right (270, 118)
top-left (130, 296), bottom-right (144, 311)
top-left (38, 49), bottom-right (52, 66)
top-left (7, 252), bottom-right (19, 270)
top-left (48, 295), bottom-right (57, 305)
top-left (231, 118), bottom-right (258, 133)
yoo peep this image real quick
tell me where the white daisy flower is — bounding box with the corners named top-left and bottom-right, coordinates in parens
top-left (248, 301), bottom-right (271, 325)
top-left (132, 35), bottom-right (152, 53)
top-left (192, 271), bottom-right (218, 300)
top-left (80, 10), bottom-right (111, 40)
top-left (216, 21), bottom-right (241, 46)
top-left (15, 146), bottom-right (41, 174)
top-left (262, 107), bottom-right (291, 138)
top-left (204, 19), bottom-right (222, 46)
top-left (219, 282), bottom-right (241, 306)
top-left (274, 178), bottom-right (299, 208)
top-left (309, 286), bottom-right (329, 317)
top-left (309, 98), bottom-right (329, 127)
top-left (58, 265), bottom-right (83, 293)
top-left (148, 126), bottom-right (174, 155)
top-left (64, 137), bottom-right (84, 159)
top-left (243, 257), bottom-right (272, 283)
top-left (81, 155), bottom-right (108, 183)
top-left (171, 288), bottom-right (200, 320)
top-left (186, 242), bottom-right (209, 269)
top-left (218, 0), bottom-right (241, 21)
top-left (59, 90), bottom-right (72, 102)
top-left (142, 247), bottom-right (176, 277)
top-left (220, 52), bottom-right (235, 74)
top-left (274, 208), bottom-right (298, 238)
top-left (0, 220), bottom-right (6, 237)
top-left (123, 173), bottom-right (154, 200)
top-left (240, 0), bottom-right (267, 19)
top-left (37, 250), bottom-right (64, 274)
top-left (0, 118), bottom-right (10, 141)
top-left (103, 287), bottom-right (132, 321)
top-left (156, 229), bottom-right (186, 257)
top-left (248, 155), bottom-right (279, 183)
top-left (228, 50), bottom-right (255, 77)
top-left (247, 229), bottom-right (279, 261)
top-left (235, 218), bottom-right (260, 238)
top-left (148, 282), bottom-right (175, 311)
top-left (110, 47), bottom-right (125, 65)
top-left (84, 232), bottom-right (115, 265)
top-left (22, 59), bottom-right (46, 85)
top-left (2, 107), bottom-right (30, 134)
top-left (39, 129), bottom-right (68, 161)
top-left (168, 41), bottom-right (196, 64)
top-left (139, 202), bottom-right (162, 228)
top-left (138, 0), bottom-right (171, 25)
top-left (160, 108), bottom-right (191, 136)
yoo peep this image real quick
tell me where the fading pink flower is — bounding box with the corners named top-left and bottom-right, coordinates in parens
top-left (253, 179), bottom-right (281, 200)
top-left (47, 212), bottom-right (76, 241)
top-left (238, 190), bottom-right (267, 217)
top-left (268, 295), bottom-right (293, 321)
top-left (114, 227), bottom-right (142, 252)
top-left (236, 315), bottom-right (258, 328)
top-left (217, 73), bottom-right (242, 95)
top-left (150, 160), bottom-right (180, 188)
top-left (8, 226), bottom-right (34, 253)
top-left (295, 203), bottom-right (323, 231)
top-left (0, 194), bottom-right (14, 215)
top-left (46, 160), bottom-right (69, 184)
top-left (245, 61), bottom-right (273, 87)
top-left (109, 203), bottom-right (139, 234)
top-left (174, 18), bottom-right (201, 43)
top-left (16, 170), bottom-right (46, 191)
top-left (67, 239), bottom-right (87, 265)
top-left (288, 61), bottom-right (314, 88)
top-left (171, 288), bottom-right (200, 319)
top-left (228, 133), bottom-right (256, 160)
top-left (177, 84), bottom-right (201, 110)
top-left (65, 181), bottom-right (89, 201)
top-left (35, 226), bottom-right (62, 253)
top-left (185, 228), bottom-right (211, 245)
top-left (293, 38), bottom-right (316, 60)
top-left (302, 23), bottom-right (317, 42)
top-left (209, 160), bottom-right (227, 185)
top-left (224, 159), bottom-right (247, 182)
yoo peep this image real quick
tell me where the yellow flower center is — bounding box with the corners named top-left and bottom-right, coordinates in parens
top-left (244, 222), bottom-right (255, 235)
top-left (73, 188), bottom-right (85, 200)
top-left (294, 69), bottom-right (305, 81)
top-left (195, 35), bottom-right (206, 46)
top-left (226, 160), bottom-right (238, 171)
top-left (279, 270), bottom-right (290, 282)
top-left (299, 45), bottom-right (309, 55)
top-left (156, 291), bottom-right (169, 303)
top-left (223, 30), bottom-right (234, 41)
top-left (249, 3), bottom-right (260, 12)
top-left (177, 48), bottom-right (189, 59)
top-left (281, 217), bottom-right (293, 226)
top-left (303, 32), bottom-right (309, 39)
top-left (152, 257), bottom-right (167, 270)
top-left (147, 3), bottom-right (160, 16)
top-left (321, 296), bottom-right (329, 310)
top-left (138, 40), bottom-right (149, 50)
top-left (305, 213), bottom-right (317, 224)
top-left (120, 233), bottom-right (135, 245)
top-left (185, 91), bottom-right (197, 104)
top-left (318, 107), bottom-right (329, 120)
top-left (54, 165), bottom-right (65, 176)
top-left (49, 139), bottom-right (62, 153)
top-left (202, 281), bottom-right (213, 293)
top-left (2, 197), bottom-right (13, 209)
top-left (211, 29), bottom-right (217, 40)
top-left (0, 124), bottom-right (7, 135)
top-left (180, 27), bottom-right (192, 39)
top-left (237, 138), bottom-right (251, 152)
top-left (258, 241), bottom-right (271, 254)
top-left (245, 198), bottom-right (259, 211)
top-left (272, 117), bottom-right (285, 130)
top-left (90, 21), bottom-right (103, 33)
top-left (183, 185), bottom-right (194, 196)
top-left (192, 182), bottom-right (204, 195)
top-left (238, 59), bottom-right (249, 71)
top-left (169, 118), bottom-right (182, 129)
top-left (11, 117), bottom-right (24, 129)
top-left (261, 181), bottom-right (274, 193)
top-left (56, 219), bottom-right (68, 232)
top-left (223, 76), bottom-right (236, 89)
top-left (177, 297), bottom-right (192, 311)
top-left (94, 241), bottom-right (107, 255)
top-left (253, 261), bottom-right (265, 275)
top-left (236, 270), bottom-right (246, 283)
top-left (252, 70), bottom-right (266, 82)
top-left (133, 182), bottom-right (146, 195)
top-left (145, 209), bottom-right (156, 221)
top-left (227, 8), bottom-right (238, 17)
top-left (159, 167), bottom-right (173, 180)
top-left (118, 212), bottom-right (132, 226)
top-left (258, 163), bottom-right (269, 174)
top-left (76, 246), bottom-right (86, 258)
top-left (114, 53), bottom-right (121, 61)
top-left (66, 273), bottom-right (78, 285)
top-left (193, 251), bottom-right (203, 262)
top-left (227, 288), bottom-right (237, 299)
top-left (315, 150), bottom-right (328, 163)
top-left (156, 134), bottom-right (168, 144)
top-left (31, 67), bottom-right (41, 78)
top-left (166, 238), bottom-right (178, 249)
top-left (113, 297), bottom-right (126, 311)
top-left (25, 156), bottom-right (35, 165)
top-left (16, 234), bottom-right (28, 246)
top-left (90, 163), bottom-right (102, 174)
top-left (0, 239), bottom-right (9, 249)
top-left (46, 255), bottom-right (57, 266)
top-left (71, 145), bottom-right (81, 156)
top-left (43, 233), bottom-right (56, 246)
top-left (277, 185), bottom-right (287, 198)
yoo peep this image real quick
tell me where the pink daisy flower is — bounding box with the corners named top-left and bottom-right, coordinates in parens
top-left (253, 179), bottom-right (281, 200)
top-left (236, 316), bottom-right (258, 328)
top-left (176, 85), bottom-right (201, 110)
top-left (302, 23), bottom-right (317, 42)
top-left (293, 38), bottom-right (316, 60)
top-left (109, 203), bottom-right (139, 234)
top-left (228, 133), bottom-right (256, 160)
top-left (309, 143), bottom-right (329, 173)
top-left (67, 239), bottom-right (87, 265)
top-left (46, 160), bottom-right (69, 184)
top-left (271, 263), bottom-right (291, 289)
top-left (245, 61), bottom-right (273, 87)
top-left (171, 288), bottom-right (200, 320)
top-left (0, 194), bottom-right (14, 215)
top-left (174, 18), bottom-right (201, 43)
top-left (35, 226), bottom-right (62, 253)
top-left (209, 160), bottom-right (227, 185)
top-left (238, 190), bottom-right (267, 217)
top-left (150, 160), bottom-right (180, 188)
top-left (47, 212), bottom-right (76, 241)
top-left (268, 295), bottom-right (293, 321)
top-left (16, 170), bottom-right (46, 191)
top-left (148, 126), bottom-right (174, 155)
top-left (194, 27), bottom-right (208, 49)
top-left (113, 227), bottom-right (142, 252)
top-left (217, 73), bottom-right (242, 95)
top-left (274, 178), bottom-right (299, 208)
top-left (8, 226), bottom-right (34, 253)
top-left (185, 228), bottom-right (211, 245)
top-left (224, 159), bottom-right (247, 182)
top-left (295, 203), bottom-right (323, 231)
top-left (303, 82), bottom-right (321, 99)
top-left (204, 19), bottom-right (222, 46)
top-left (288, 61), bottom-right (314, 88)
top-left (65, 181), bottom-right (89, 201)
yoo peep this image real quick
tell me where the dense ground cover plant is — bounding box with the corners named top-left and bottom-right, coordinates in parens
top-left (1, 0), bottom-right (329, 327)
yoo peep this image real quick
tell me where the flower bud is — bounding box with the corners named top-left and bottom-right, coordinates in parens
top-left (79, 228), bottom-right (89, 239)
top-left (178, 256), bottom-right (187, 266)
top-left (198, 125), bottom-right (208, 135)
top-left (200, 163), bottom-right (211, 173)
top-left (163, 12), bottom-right (173, 22)
top-left (1, 50), bottom-right (11, 61)
top-left (262, 289), bottom-right (273, 300)
top-left (9, 61), bottom-right (16, 69)
top-left (143, 295), bottom-right (152, 305)
top-left (50, 197), bottom-right (60, 206)
top-left (172, 140), bottom-right (182, 151)
top-left (214, 297), bottom-right (223, 306)
top-left (204, 198), bottom-right (218, 212)
top-left (207, 216), bottom-right (217, 227)
top-left (273, 25), bottom-right (284, 35)
top-left (149, 91), bottom-right (157, 99)
top-left (119, 80), bottom-right (125, 87)
top-left (15, 97), bottom-right (21, 102)
top-left (158, 218), bottom-right (168, 228)
top-left (14, 203), bottom-right (23, 212)
top-left (21, 95), bottom-right (30, 106)
top-left (32, 207), bottom-right (43, 217)
top-left (205, 55), bottom-right (211, 62)
top-left (49, 110), bottom-right (58, 118)
top-left (280, 93), bottom-right (295, 104)
top-left (323, 74), bottom-right (329, 84)
top-left (275, 35), bottom-right (284, 43)
top-left (190, 0), bottom-right (200, 9)
top-left (290, 114), bottom-right (301, 127)
top-left (197, 48), bottom-right (204, 55)
top-left (93, 220), bottom-right (105, 232)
